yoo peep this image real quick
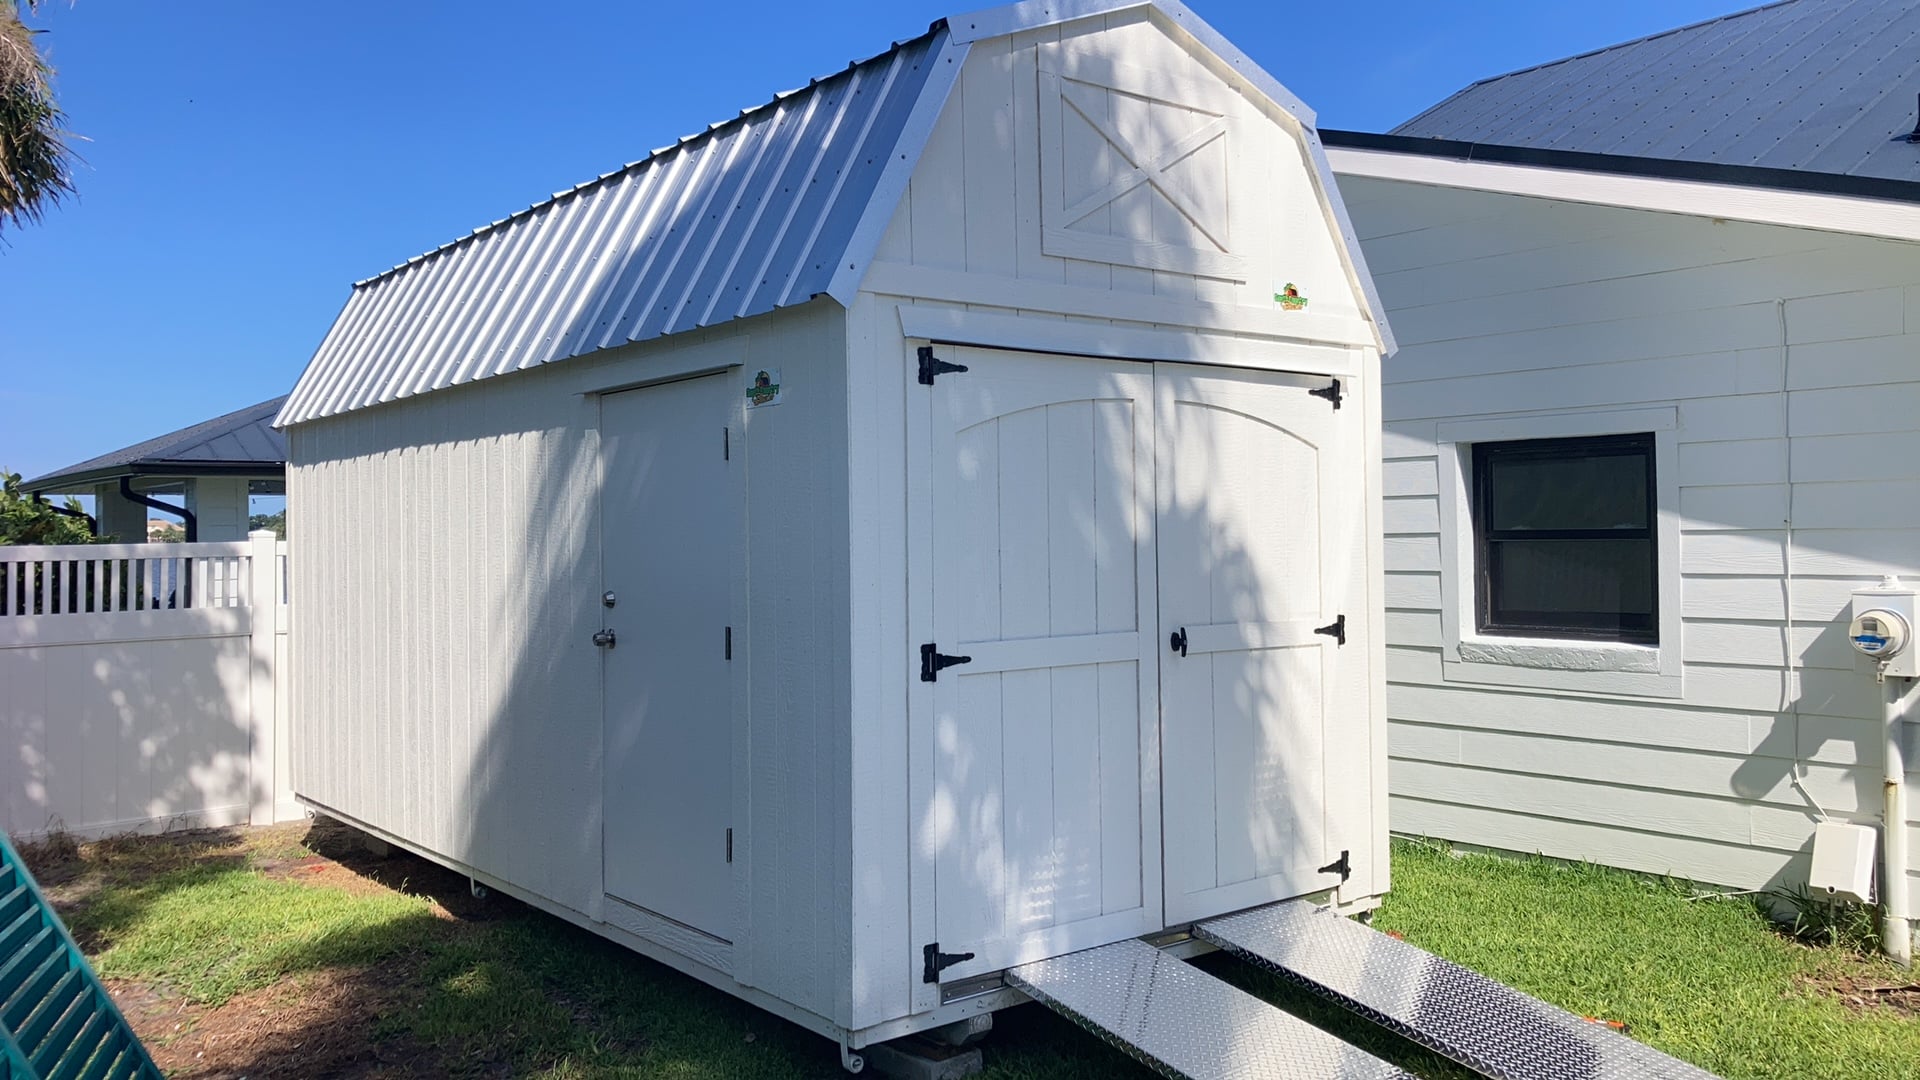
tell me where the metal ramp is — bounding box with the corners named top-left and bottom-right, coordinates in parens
top-left (1008, 938), bottom-right (1415, 1079)
top-left (1, 832), bottom-right (162, 1080)
top-left (1197, 902), bottom-right (1720, 1080)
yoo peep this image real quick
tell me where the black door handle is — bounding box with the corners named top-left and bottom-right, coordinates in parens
top-left (1169, 628), bottom-right (1188, 657)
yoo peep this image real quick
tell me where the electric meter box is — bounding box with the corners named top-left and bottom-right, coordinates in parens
top-left (1850, 579), bottom-right (1918, 678)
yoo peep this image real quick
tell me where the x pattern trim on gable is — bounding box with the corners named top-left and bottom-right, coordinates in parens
top-left (1038, 44), bottom-right (1249, 281)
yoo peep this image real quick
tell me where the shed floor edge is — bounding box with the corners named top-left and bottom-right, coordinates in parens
top-left (290, 796), bottom-right (1003, 1051)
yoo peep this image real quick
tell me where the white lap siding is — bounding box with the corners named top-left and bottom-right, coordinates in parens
top-left (1345, 175), bottom-right (1920, 901)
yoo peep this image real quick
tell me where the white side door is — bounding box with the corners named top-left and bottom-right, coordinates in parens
top-left (1156, 366), bottom-right (1357, 923)
top-left (600, 373), bottom-right (737, 940)
top-left (914, 346), bottom-right (1162, 983)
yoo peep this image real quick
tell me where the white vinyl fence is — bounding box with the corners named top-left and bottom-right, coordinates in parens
top-left (0, 530), bottom-right (299, 840)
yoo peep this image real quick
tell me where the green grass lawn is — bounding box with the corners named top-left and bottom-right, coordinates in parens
top-left (18, 824), bottom-right (1919, 1079)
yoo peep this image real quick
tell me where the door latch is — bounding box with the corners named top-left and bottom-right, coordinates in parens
top-left (592, 628), bottom-right (617, 649)
top-left (1169, 627), bottom-right (1188, 657)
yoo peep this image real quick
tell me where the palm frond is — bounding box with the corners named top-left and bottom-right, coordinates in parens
top-left (0, 0), bottom-right (76, 231)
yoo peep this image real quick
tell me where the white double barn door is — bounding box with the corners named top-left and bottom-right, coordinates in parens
top-left (919, 347), bottom-right (1358, 980)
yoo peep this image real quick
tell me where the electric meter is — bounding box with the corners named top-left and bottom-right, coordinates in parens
top-left (1849, 609), bottom-right (1909, 660)
top-left (1851, 578), bottom-right (1918, 677)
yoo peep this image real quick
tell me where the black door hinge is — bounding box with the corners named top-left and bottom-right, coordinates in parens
top-left (922, 942), bottom-right (976, 983)
top-left (1308, 378), bottom-right (1343, 410)
top-left (1319, 849), bottom-right (1351, 883)
top-left (920, 643), bottom-right (974, 682)
top-left (723, 427), bottom-right (730, 460)
top-left (725, 626), bottom-right (733, 660)
top-left (725, 828), bottom-right (733, 863)
top-left (917, 346), bottom-right (969, 385)
top-left (1314, 615), bottom-right (1346, 646)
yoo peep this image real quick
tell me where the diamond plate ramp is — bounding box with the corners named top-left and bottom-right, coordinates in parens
top-left (1007, 938), bottom-right (1415, 1079)
top-left (1197, 902), bottom-right (1720, 1080)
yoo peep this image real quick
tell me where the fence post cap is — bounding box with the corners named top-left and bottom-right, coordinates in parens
top-left (247, 529), bottom-right (278, 540)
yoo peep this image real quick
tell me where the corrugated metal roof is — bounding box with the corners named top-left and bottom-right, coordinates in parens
top-left (281, 1), bottom-right (1400, 427)
top-left (278, 28), bottom-right (948, 427)
top-left (1394, 0), bottom-right (1920, 183)
top-left (26, 396), bottom-right (289, 491)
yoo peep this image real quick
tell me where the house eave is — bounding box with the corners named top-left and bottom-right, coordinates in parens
top-left (25, 461), bottom-right (288, 496)
top-left (1324, 132), bottom-right (1920, 245)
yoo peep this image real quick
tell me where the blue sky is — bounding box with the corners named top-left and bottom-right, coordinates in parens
top-left (1, 0), bottom-right (1742, 482)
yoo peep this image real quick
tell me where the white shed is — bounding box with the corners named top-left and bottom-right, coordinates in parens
top-left (277, 0), bottom-right (1394, 1059)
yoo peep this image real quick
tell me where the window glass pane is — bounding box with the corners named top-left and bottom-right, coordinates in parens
top-left (1488, 539), bottom-right (1655, 620)
top-left (1486, 450), bottom-right (1648, 532)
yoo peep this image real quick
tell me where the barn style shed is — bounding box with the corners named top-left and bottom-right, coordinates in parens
top-left (278, 0), bottom-right (1394, 1058)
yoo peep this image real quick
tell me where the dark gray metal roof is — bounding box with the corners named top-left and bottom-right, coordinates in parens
top-left (25, 396), bottom-right (289, 492)
top-left (1393, 0), bottom-right (1920, 183)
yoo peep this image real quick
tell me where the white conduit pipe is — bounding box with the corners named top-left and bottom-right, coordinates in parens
top-left (1886, 677), bottom-right (1913, 967)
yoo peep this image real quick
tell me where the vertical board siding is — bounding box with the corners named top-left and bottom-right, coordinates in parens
top-left (738, 306), bottom-right (855, 1023)
top-left (1347, 175), bottom-right (1920, 896)
top-left (288, 303), bottom-right (854, 1023)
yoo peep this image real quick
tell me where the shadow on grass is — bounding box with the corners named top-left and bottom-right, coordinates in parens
top-left (27, 821), bottom-right (885, 1077)
top-left (27, 823), bottom-right (1479, 1078)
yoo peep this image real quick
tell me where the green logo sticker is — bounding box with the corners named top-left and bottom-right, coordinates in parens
top-left (1276, 283), bottom-right (1309, 310)
top-left (746, 368), bottom-right (783, 408)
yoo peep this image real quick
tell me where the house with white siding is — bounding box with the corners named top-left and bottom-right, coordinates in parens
top-left (1323, 0), bottom-right (1918, 956)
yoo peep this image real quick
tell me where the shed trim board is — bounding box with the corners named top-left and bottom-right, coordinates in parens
top-left (895, 304), bottom-right (1361, 375)
top-left (282, 0), bottom-right (1392, 1053)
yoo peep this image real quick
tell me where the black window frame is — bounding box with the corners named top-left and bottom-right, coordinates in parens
top-left (1471, 432), bottom-right (1659, 645)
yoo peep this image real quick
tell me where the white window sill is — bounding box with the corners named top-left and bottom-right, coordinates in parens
top-left (1456, 637), bottom-right (1658, 672)
top-left (1442, 636), bottom-right (1681, 698)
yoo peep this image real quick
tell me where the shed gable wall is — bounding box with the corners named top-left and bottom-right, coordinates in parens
top-left (1346, 174), bottom-right (1920, 904)
top-left (863, 7), bottom-right (1373, 339)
